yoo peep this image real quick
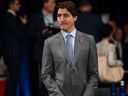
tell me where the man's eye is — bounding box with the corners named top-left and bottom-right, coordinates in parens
top-left (57, 14), bottom-right (61, 17)
top-left (64, 14), bottom-right (69, 17)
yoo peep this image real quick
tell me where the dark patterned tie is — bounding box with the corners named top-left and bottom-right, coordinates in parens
top-left (66, 34), bottom-right (73, 63)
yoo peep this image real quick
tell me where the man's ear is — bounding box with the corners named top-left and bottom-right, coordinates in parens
top-left (74, 16), bottom-right (77, 22)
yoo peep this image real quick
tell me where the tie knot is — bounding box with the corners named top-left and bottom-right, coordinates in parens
top-left (66, 34), bottom-right (72, 39)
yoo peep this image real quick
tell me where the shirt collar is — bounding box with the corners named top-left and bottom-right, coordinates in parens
top-left (42, 9), bottom-right (53, 16)
top-left (61, 28), bottom-right (76, 39)
top-left (7, 9), bottom-right (16, 17)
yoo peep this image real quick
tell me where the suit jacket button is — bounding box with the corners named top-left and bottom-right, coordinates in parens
top-left (71, 69), bottom-right (75, 73)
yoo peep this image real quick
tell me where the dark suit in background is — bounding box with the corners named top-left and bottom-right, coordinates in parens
top-left (28, 11), bottom-right (59, 96)
top-left (29, 11), bottom-right (57, 63)
top-left (1, 11), bottom-right (26, 96)
top-left (76, 13), bottom-right (103, 42)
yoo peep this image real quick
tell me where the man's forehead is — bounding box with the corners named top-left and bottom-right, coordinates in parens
top-left (57, 8), bottom-right (70, 14)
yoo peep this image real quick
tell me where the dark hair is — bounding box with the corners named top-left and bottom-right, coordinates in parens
top-left (41, 0), bottom-right (56, 7)
top-left (6, 0), bottom-right (15, 9)
top-left (100, 24), bottom-right (113, 38)
top-left (41, 0), bottom-right (50, 4)
top-left (79, 0), bottom-right (91, 7)
top-left (57, 1), bottom-right (78, 17)
top-left (5, 0), bottom-right (16, 10)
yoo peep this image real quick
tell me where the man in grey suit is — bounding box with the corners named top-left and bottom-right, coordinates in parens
top-left (41, 1), bottom-right (98, 96)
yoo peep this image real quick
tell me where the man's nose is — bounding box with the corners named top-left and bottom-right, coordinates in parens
top-left (59, 16), bottom-right (65, 22)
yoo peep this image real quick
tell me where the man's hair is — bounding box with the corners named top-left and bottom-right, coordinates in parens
top-left (42, 0), bottom-right (49, 3)
top-left (41, 0), bottom-right (50, 4)
top-left (57, 1), bottom-right (78, 17)
top-left (100, 24), bottom-right (113, 38)
top-left (79, 0), bottom-right (91, 7)
top-left (6, 0), bottom-right (15, 9)
top-left (41, 0), bottom-right (53, 7)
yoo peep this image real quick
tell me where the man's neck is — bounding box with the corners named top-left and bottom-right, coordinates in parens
top-left (62, 26), bottom-right (75, 33)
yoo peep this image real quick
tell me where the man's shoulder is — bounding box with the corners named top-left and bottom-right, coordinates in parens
top-left (45, 33), bottom-right (60, 42)
top-left (3, 12), bottom-right (13, 18)
top-left (77, 30), bottom-right (93, 39)
top-left (2, 12), bottom-right (15, 24)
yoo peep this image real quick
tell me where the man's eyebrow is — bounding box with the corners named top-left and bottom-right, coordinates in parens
top-left (57, 13), bottom-right (61, 16)
top-left (57, 13), bottom-right (69, 15)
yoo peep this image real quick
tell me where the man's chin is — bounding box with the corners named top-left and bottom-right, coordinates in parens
top-left (61, 29), bottom-right (68, 32)
top-left (60, 27), bottom-right (67, 31)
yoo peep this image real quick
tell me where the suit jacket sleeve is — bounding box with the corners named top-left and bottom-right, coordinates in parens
top-left (41, 39), bottom-right (64, 96)
top-left (82, 36), bottom-right (99, 96)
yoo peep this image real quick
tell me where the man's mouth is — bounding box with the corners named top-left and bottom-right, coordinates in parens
top-left (60, 23), bottom-right (67, 26)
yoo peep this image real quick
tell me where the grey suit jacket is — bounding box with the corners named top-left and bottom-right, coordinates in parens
top-left (41, 30), bottom-right (98, 96)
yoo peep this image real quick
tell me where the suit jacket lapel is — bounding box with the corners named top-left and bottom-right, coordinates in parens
top-left (56, 31), bottom-right (83, 66)
top-left (57, 32), bottom-right (72, 65)
top-left (73, 31), bottom-right (82, 65)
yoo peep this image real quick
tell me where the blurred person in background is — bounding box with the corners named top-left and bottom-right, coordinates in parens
top-left (1, 0), bottom-right (28, 96)
top-left (109, 27), bottom-right (125, 68)
top-left (76, 0), bottom-right (103, 42)
top-left (78, 0), bottom-right (92, 13)
top-left (108, 21), bottom-right (128, 85)
top-left (28, 0), bottom-right (59, 95)
top-left (97, 24), bottom-right (123, 69)
top-left (112, 28), bottom-right (124, 60)
top-left (97, 24), bottom-right (123, 87)
top-left (112, 27), bottom-right (128, 85)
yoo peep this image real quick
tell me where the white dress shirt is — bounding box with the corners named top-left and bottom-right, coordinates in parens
top-left (61, 28), bottom-right (76, 52)
top-left (7, 9), bottom-right (16, 17)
